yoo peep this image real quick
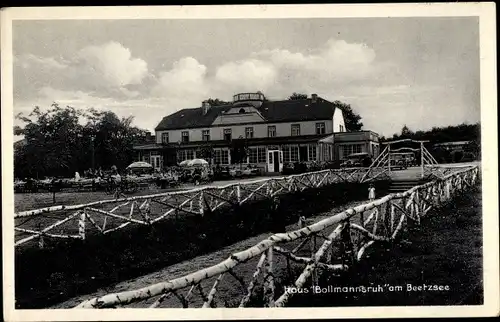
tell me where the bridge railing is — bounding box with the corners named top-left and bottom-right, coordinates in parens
top-left (73, 164), bottom-right (479, 309)
top-left (15, 167), bottom-right (390, 249)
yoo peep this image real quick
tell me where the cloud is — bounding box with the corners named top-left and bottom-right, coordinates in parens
top-left (15, 37), bottom-right (478, 136)
top-left (75, 41), bottom-right (148, 88)
top-left (213, 59), bottom-right (278, 94)
top-left (151, 57), bottom-right (209, 100)
top-left (14, 41), bottom-right (148, 100)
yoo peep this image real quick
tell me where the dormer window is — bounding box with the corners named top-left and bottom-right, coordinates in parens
top-left (223, 128), bottom-right (232, 141)
top-left (316, 122), bottom-right (326, 134)
top-left (245, 127), bottom-right (254, 139)
top-left (161, 132), bottom-right (169, 144)
top-left (239, 108), bottom-right (246, 114)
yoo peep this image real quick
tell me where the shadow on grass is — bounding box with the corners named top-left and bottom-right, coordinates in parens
top-left (15, 181), bottom-right (390, 309)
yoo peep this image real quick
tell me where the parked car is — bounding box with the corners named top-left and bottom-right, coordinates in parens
top-left (340, 152), bottom-right (372, 168)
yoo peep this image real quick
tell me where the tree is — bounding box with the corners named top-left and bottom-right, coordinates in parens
top-left (332, 101), bottom-right (363, 132)
top-left (288, 92), bottom-right (308, 100)
top-left (206, 98), bottom-right (231, 106)
top-left (14, 104), bottom-right (148, 179)
top-left (229, 138), bottom-right (249, 167)
top-left (14, 103), bottom-right (85, 178)
top-left (197, 143), bottom-right (215, 164)
top-left (400, 124), bottom-right (413, 138)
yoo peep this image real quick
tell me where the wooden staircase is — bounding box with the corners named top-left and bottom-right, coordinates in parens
top-left (388, 179), bottom-right (428, 193)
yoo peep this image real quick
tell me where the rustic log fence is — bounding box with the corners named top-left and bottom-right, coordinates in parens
top-left (72, 164), bottom-right (479, 309)
top-left (15, 167), bottom-right (389, 248)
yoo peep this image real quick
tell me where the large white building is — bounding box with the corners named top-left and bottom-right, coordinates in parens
top-left (134, 92), bottom-right (380, 172)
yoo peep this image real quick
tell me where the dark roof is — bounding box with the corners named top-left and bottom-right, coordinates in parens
top-left (155, 98), bottom-right (336, 131)
top-left (155, 105), bottom-right (232, 131)
top-left (259, 98), bottom-right (336, 123)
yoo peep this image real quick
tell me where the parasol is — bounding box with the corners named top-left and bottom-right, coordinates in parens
top-left (188, 159), bottom-right (209, 167)
top-left (126, 161), bottom-right (153, 169)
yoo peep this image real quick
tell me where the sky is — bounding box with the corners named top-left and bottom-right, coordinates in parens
top-left (12, 17), bottom-right (480, 137)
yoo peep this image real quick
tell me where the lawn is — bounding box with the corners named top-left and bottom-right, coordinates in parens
top-left (287, 185), bottom-right (483, 306)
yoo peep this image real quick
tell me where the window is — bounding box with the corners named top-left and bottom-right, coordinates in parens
top-left (248, 148), bottom-right (258, 164)
top-left (322, 144), bottom-right (333, 161)
top-left (202, 130), bottom-right (210, 141)
top-left (245, 127), bottom-right (254, 139)
top-left (341, 144), bottom-right (363, 159)
top-left (339, 124), bottom-right (345, 132)
top-left (308, 145), bottom-right (317, 161)
top-left (214, 149), bottom-right (229, 165)
top-left (177, 149), bottom-right (195, 162)
top-left (150, 151), bottom-right (159, 156)
top-left (268, 126), bottom-right (276, 137)
top-left (248, 147), bottom-right (266, 164)
top-left (223, 129), bottom-right (232, 141)
top-left (291, 124), bottom-right (301, 136)
top-left (283, 145), bottom-right (299, 163)
top-left (181, 131), bottom-right (189, 143)
top-left (257, 147), bottom-right (266, 163)
top-left (161, 132), bottom-right (169, 144)
top-left (316, 122), bottom-right (326, 135)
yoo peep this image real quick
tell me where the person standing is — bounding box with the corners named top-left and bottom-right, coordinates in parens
top-left (110, 165), bottom-right (122, 198)
top-left (368, 183), bottom-right (376, 202)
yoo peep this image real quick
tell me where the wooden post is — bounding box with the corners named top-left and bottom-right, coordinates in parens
top-left (198, 192), bottom-right (204, 216)
top-left (420, 142), bottom-right (424, 179)
top-left (37, 223), bottom-right (44, 249)
top-left (384, 202), bottom-right (390, 237)
top-left (264, 247), bottom-right (275, 307)
top-left (38, 234), bottom-right (45, 249)
top-left (79, 211), bottom-right (86, 240)
top-left (387, 144), bottom-right (391, 173)
top-left (236, 184), bottom-right (241, 204)
top-left (311, 235), bottom-right (318, 287)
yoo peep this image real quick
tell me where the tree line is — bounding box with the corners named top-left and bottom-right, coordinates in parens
top-left (381, 123), bottom-right (481, 162)
top-left (14, 104), bottom-right (148, 179)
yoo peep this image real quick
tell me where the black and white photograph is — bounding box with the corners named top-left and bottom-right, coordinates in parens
top-left (1, 3), bottom-right (498, 321)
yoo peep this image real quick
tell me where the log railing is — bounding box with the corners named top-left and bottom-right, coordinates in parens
top-left (73, 164), bottom-right (479, 309)
top-left (14, 167), bottom-right (390, 248)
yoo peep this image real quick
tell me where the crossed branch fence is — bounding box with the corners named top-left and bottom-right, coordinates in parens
top-left (15, 167), bottom-right (389, 248)
top-left (69, 164), bottom-right (478, 309)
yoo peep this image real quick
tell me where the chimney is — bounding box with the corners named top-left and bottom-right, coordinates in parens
top-left (311, 94), bottom-right (318, 103)
top-left (201, 101), bottom-right (210, 115)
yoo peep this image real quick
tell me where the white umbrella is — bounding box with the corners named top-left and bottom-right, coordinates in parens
top-left (188, 159), bottom-right (209, 166)
top-left (179, 160), bottom-right (191, 167)
top-left (126, 161), bottom-right (153, 169)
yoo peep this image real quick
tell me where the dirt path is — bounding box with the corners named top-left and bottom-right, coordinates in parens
top-left (51, 199), bottom-right (367, 309)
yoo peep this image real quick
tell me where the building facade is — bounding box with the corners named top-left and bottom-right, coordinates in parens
top-left (134, 92), bottom-right (379, 172)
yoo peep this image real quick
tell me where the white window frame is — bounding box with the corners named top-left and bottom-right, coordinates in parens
top-left (316, 122), bottom-right (326, 135)
top-left (245, 127), bottom-right (254, 139)
top-left (268, 126), bottom-right (276, 137)
top-left (202, 130), bottom-right (210, 141)
top-left (161, 132), bottom-right (169, 144)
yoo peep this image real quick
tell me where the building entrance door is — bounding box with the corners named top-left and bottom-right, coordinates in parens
top-left (267, 150), bottom-right (283, 173)
top-left (150, 155), bottom-right (161, 171)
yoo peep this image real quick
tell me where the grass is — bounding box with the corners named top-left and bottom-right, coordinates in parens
top-left (15, 180), bottom-right (390, 309)
top-left (283, 184), bottom-right (483, 307)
